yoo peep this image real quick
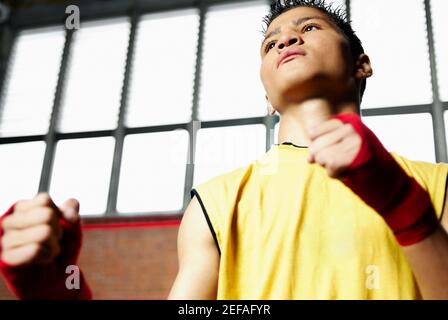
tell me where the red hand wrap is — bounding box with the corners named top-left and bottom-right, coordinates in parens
top-left (332, 112), bottom-right (439, 246)
top-left (0, 204), bottom-right (92, 299)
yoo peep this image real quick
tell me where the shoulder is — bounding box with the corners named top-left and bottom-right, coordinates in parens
top-left (390, 152), bottom-right (448, 185)
top-left (192, 147), bottom-right (280, 196)
top-left (192, 162), bottom-right (256, 200)
top-left (189, 163), bottom-right (256, 251)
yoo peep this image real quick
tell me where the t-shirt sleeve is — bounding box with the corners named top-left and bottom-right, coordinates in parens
top-left (391, 153), bottom-right (448, 220)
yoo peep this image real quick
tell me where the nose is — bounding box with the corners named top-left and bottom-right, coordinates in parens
top-left (276, 32), bottom-right (301, 51)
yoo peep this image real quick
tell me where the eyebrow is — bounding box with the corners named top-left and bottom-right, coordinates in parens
top-left (262, 16), bottom-right (330, 46)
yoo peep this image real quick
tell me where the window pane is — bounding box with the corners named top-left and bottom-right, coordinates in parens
top-left (351, 0), bottom-right (432, 108)
top-left (362, 113), bottom-right (435, 163)
top-left (432, 0), bottom-right (448, 101)
top-left (58, 19), bottom-right (130, 133)
top-left (0, 27), bottom-right (64, 137)
top-left (445, 111), bottom-right (448, 151)
top-left (50, 137), bottom-right (115, 216)
top-left (117, 130), bottom-right (189, 213)
top-left (194, 124), bottom-right (266, 185)
top-left (274, 122), bottom-right (280, 145)
top-left (0, 142), bottom-right (46, 213)
top-left (126, 10), bottom-right (199, 127)
top-left (199, 2), bottom-right (269, 121)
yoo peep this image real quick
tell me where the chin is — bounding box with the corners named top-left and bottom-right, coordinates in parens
top-left (276, 68), bottom-right (318, 89)
top-left (280, 71), bottom-right (341, 97)
top-left (277, 79), bottom-right (318, 100)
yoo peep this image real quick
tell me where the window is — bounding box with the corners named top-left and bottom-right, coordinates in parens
top-left (1, 1), bottom-right (446, 219)
top-left (117, 130), bottom-right (189, 213)
top-left (351, 0), bottom-right (432, 109)
top-left (362, 113), bottom-right (435, 163)
top-left (445, 112), bottom-right (448, 146)
top-left (431, 0), bottom-right (448, 102)
top-left (274, 122), bottom-right (280, 145)
top-left (0, 27), bottom-right (64, 137)
top-left (58, 18), bottom-right (130, 133)
top-left (126, 10), bottom-right (199, 127)
top-left (194, 124), bottom-right (266, 185)
top-left (199, 2), bottom-right (269, 121)
top-left (0, 142), bottom-right (46, 213)
top-left (49, 137), bottom-right (115, 216)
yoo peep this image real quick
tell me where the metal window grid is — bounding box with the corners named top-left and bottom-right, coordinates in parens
top-left (0, 0), bottom-right (446, 224)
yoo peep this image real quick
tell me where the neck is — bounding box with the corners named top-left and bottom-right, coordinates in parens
top-left (278, 97), bottom-right (359, 147)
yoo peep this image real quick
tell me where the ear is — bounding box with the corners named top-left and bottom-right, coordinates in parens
top-left (354, 53), bottom-right (373, 80)
top-left (266, 95), bottom-right (277, 116)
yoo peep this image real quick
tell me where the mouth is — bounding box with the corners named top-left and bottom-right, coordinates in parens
top-left (279, 54), bottom-right (302, 66)
top-left (277, 49), bottom-right (306, 68)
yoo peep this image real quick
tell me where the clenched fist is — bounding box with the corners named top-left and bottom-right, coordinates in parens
top-left (306, 112), bottom-right (438, 247)
top-left (1, 193), bottom-right (80, 267)
top-left (306, 117), bottom-right (362, 178)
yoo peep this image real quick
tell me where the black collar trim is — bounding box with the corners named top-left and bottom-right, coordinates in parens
top-left (278, 142), bottom-right (308, 149)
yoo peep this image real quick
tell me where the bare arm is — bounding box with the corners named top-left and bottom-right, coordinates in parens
top-left (401, 183), bottom-right (448, 299)
top-left (168, 196), bottom-right (219, 300)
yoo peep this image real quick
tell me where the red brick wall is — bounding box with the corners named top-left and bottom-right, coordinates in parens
top-left (0, 222), bottom-right (180, 300)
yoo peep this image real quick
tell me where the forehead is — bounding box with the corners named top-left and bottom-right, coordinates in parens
top-left (266, 6), bottom-right (333, 32)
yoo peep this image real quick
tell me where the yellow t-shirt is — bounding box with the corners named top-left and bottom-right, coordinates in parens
top-left (191, 143), bottom-right (448, 300)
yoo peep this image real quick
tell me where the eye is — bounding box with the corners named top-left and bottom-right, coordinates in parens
top-left (303, 24), bottom-right (320, 32)
top-left (265, 41), bottom-right (276, 53)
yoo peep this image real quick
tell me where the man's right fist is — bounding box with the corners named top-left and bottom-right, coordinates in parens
top-left (0, 193), bottom-right (80, 267)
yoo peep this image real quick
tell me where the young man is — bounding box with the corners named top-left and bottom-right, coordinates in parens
top-left (1, 0), bottom-right (448, 300)
top-left (168, 0), bottom-right (448, 299)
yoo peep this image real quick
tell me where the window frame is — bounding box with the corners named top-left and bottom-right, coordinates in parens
top-left (0, 0), bottom-right (446, 223)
